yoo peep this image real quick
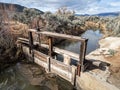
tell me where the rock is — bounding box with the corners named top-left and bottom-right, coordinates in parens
top-left (110, 66), bottom-right (120, 73)
top-left (86, 37), bottom-right (120, 89)
top-left (99, 37), bottom-right (120, 49)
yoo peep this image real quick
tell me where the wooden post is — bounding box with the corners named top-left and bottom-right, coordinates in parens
top-left (48, 37), bottom-right (53, 57)
top-left (71, 65), bottom-right (77, 86)
top-left (47, 57), bottom-right (51, 72)
top-left (77, 39), bottom-right (88, 76)
top-left (28, 31), bottom-right (34, 62)
top-left (77, 63), bottom-right (81, 76)
top-left (28, 31), bottom-right (33, 54)
top-left (38, 34), bottom-right (41, 46)
top-left (36, 27), bottom-right (41, 47)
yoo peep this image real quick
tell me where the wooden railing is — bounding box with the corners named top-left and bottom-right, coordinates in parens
top-left (28, 29), bottom-right (88, 75)
top-left (17, 29), bottom-right (88, 86)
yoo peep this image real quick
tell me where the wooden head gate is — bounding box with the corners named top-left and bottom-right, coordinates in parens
top-left (17, 29), bottom-right (88, 86)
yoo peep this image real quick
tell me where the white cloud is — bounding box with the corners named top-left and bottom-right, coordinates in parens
top-left (110, 2), bottom-right (120, 7)
top-left (1, 0), bottom-right (120, 14)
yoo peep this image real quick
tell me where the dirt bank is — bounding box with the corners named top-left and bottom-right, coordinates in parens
top-left (86, 37), bottom-right (120, 89)
top-left (16, 63), bottom-right (73, 90)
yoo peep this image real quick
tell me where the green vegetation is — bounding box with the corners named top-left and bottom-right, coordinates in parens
top-left (13, 8), bottom-right (42, 25)
top-left (12, 7), bottom-right (120, 37)
top-left (106, 16), bottom-right (120, 36)
top-left (108, 49), bottom-right (117, 56)
top-left (0, 6), bottom-right (120, 53)
top-left (13, 7), bottom-right (85, 35)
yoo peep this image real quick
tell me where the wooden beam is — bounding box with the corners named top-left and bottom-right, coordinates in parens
top-left (39, 31), bottom-right (85, 41)
top-left (28, 29), bottom-right (36, 32)
top-left (28, 29), bottom-right (86, 41)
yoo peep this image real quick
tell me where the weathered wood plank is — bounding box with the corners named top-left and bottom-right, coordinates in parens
top-left (77, 39), bottom-right (88, 76)
top-left (51, 58), bottom-right (72, 72)
top-left (18, 38), bottom-right (29, 42)
top-left (33, 50), bottom-right (48, 62)
top-left (39, 31), bottom-right (86, 41)
top-left (28, 29), bottom-right (87, 41)
top-left (28, 29), bottom-right (37, 32)
top-left (80, 40), bottom-right (88, 72)
top-left (40, 44), bottom-right (79, 60)
top-left (17, 38), bottom-right (80, 61)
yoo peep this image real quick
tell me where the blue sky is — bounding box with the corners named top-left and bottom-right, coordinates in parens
top-left (0, 0), bottom-right (120, 14)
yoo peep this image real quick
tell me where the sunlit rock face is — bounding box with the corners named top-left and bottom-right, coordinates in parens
top-left (85, 37), bottom-right (120, 89)
top-left (99, 37), bottom-right (120, 50)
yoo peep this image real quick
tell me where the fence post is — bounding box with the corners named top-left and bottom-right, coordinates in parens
top-left (77, 39), bottom-right (88, 76)
top-left (48, 37), bottom-right (53, 57)
top-left (28, 31), bottom-right (34, 62)
top-left (28, 31), bottom-right (33, 54)
top-left (47, 57), bottom-right (51, 72)
top-left (36, 27), bottom-right (41, 47)
top-left (71, 65), bottom-right (77, 86)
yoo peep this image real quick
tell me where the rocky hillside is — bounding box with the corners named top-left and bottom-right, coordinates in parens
top-left (0, 2), bottom-right (44, 13)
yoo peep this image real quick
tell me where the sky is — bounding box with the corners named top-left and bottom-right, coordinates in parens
top-left (0, 0), bottom-right (120, 14)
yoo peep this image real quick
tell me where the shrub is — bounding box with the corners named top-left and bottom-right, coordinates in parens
top-left (108, 49), bottom-right (117, 56)
top-left (0, 29), bottom-right (15, 49)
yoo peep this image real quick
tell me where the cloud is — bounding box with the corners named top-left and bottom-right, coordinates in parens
top-left (0, 0), bottom-right (120, 14)
top-left (110, 2), bottom-right (120, 7)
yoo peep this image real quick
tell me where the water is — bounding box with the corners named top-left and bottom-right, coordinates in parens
top-left (56, 30), bottom-right (103, 65)
top-left (58, 30), bottom-right (103, 54)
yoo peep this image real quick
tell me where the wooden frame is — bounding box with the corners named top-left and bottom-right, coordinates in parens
top-left (28, 29), bottom-right (88, 76)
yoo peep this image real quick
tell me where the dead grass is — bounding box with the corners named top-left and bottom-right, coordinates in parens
top-left (10, 22), bottom-right (28, 37)
top-left (104, 48), bottom-right (120, 88)
top-left (105, 48), bottom-right (120, 67)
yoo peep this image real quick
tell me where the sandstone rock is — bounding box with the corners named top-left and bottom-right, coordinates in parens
top-left (85, 37), bottom-right (120, 89)
top-left (99, 37), bottom-right (120, 49)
